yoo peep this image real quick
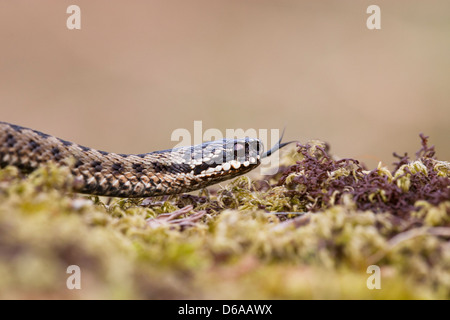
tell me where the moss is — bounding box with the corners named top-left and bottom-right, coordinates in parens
top-left (0, 134), bottom-right (448, 299)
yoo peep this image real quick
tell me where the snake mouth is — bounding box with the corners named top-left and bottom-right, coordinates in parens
top-left (192, 155), bottom-right (261, 178)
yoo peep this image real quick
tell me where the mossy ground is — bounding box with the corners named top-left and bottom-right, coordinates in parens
top-left (0, 137), bottom-right (449, 299)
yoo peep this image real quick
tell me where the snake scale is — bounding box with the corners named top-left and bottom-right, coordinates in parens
top-left (0, 121), bottom-right (289, 198)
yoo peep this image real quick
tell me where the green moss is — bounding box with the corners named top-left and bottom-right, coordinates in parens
top-left (0, 137), bottom-right (449, 299)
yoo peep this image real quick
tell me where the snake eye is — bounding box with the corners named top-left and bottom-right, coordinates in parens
top-left (244, 138), bottom-right (250, 159)
top-left (233, 142), bottom-right (244, 151)
top-left (233, 142), bottom-right (244, 161)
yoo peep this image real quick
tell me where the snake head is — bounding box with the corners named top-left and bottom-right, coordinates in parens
top-left (185, 137), bottom-right (263, 178)
top-left (168, 135), bottom-right (292, 189)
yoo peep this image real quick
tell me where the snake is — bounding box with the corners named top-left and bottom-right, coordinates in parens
top-left (0, 121), bottom-right (290, 198)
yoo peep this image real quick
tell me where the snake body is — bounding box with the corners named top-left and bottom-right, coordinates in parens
top-left (0, 121), bottom-right (269, 198)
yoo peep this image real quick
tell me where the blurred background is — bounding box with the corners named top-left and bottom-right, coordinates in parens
top-left (0, 0), bottom-right (449, 169)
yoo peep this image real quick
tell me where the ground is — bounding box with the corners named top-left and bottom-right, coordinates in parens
top-left (0, 135), bottom-right (448, 299)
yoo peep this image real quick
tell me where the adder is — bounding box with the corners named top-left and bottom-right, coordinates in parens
top-left (0, 121), bottom-right (290, 198)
